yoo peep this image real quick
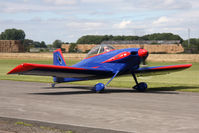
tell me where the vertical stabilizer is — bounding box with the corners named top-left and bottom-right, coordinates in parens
top-left (53, 49), bottom-right (66, 66)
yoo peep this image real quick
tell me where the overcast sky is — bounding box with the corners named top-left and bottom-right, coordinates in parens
top-left (0, 0), bottom-right (198, 44)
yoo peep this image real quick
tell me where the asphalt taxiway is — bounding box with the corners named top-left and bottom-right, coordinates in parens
top-left (0, 80), bottom-right (199, 133)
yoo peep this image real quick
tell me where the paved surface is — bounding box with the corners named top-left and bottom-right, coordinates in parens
top-left (0, 80), bottom-right (199, 133)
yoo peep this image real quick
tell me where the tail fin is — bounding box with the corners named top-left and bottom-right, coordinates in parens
top-left (53, 49), bottom-right (66, 66)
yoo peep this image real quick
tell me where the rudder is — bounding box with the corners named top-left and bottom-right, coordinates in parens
top-left (53, 49), bottom-right (66, 66)
top-left (53, 49), bottom-right (66, 83)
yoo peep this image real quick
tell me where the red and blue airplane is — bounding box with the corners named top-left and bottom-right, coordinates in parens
top-left (8, 44), bottom-right (192, 92)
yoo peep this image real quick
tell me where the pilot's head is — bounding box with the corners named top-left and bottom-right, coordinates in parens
top-left (104, 46), bottom-right (110, 52)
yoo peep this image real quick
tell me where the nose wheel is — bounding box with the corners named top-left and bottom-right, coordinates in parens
top-left (92, 71), bottom-right (120, 93)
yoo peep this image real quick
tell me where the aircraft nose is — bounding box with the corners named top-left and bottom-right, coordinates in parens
top-left (138, 49), bottom-right (148, 57)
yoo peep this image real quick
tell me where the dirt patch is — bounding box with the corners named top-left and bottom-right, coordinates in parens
top-left (0, 117), bottom-right (127, 133)
top-left (148, 54), bottom-right (199, 62)
top-left (0, 53), bottom-right (85, 60)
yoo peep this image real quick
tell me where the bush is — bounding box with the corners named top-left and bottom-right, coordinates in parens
top-left (69, 43), bottom-right (78, 53)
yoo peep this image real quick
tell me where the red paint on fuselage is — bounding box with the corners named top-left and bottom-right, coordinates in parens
top-left (102, 51), bottom-right (131, 63)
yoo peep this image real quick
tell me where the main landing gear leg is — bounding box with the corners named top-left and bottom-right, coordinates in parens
top-left (132, 73), bottom-right (147, 92)
top-left (51, 83), bottom-right (57, 88)
top-left (92, 71), bottom-right (120, 93)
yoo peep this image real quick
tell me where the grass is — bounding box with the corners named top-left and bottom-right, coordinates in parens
top-left (14, 121), bottom-right (72, 133)
top-left (15, 121), bottom-right (33, 127)
top-left (0, 59), bottom-right (198, 92)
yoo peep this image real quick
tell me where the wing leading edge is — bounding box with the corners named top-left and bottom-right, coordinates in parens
top-left (135, 64), bottom-right (192, 76)
top-left (7, 63), bottom-right (114, 79)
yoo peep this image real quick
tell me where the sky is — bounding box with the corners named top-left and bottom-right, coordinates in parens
top-left (0, 0), bottom-right (198, 44)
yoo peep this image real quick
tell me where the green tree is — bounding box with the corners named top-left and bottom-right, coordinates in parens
top-left (33, 41), bottom-right (41, 48)
top-left (22, 39), bottom-right (34, 52)
top-left (69, 43), bottom-right (78, 53)
top-left (52, 40), bottom-right (62, 48)
top-left (47, 44), bottom-right (53, 49)
top-left (0, 28), bottom-right (25, 40)
top-left (141, 33), bottom-right (183, 42)
top-left (182, 38), bottom-right (199, 53)
top-left (77, 35), bottom-right (109, 44)
top-left (40, 41), bottom-right (47, 48)
top-left (76, 33), bottom-right (183, 44)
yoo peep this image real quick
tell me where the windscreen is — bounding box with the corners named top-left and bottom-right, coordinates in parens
top-left (86, 44), bottom-right (115, 58)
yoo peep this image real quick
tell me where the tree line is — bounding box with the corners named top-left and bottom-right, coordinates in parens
top-left (74, 33), bottom-right (199, 53)
top-left (76, 33), bottom-right (183, 44)
top-left (0, 28), bottom-right (198, 53)
top-left (182, 38), bottom-right (199, 53)
top-left (0, 28), bottom-right (64, 52)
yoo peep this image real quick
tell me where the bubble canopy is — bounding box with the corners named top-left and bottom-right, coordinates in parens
top-left (86, 44), bottom-right (115, 58)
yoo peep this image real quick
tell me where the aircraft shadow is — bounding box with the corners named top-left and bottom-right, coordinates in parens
top-left (148, 86), bottom-right (198, 91)
top-left (27, 85), bottom-right (198, 96)
top-left (42, 86), bottom-right (92, 90)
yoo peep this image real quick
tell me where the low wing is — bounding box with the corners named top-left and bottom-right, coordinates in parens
top-left (135, 64), bottom-right (192, 76)
top-left (7, 63), bottom-right (114, 79)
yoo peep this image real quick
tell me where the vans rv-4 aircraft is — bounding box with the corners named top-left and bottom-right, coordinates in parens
top-left (8, 44), bottom-right (192, 92)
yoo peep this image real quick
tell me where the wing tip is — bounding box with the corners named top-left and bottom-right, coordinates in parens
top-left (7, 64), bottom-right (23, 74)
top-left (7, 63), bottom-right (35, 74)
top-left (187, 64), bottom-right (192, 67)
top-left (176, 64), bottom-right (192, 68)
top-left (151, 64), bottom-right (192, 70)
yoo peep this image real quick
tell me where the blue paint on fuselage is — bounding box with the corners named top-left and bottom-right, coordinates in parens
top-left (72, 48), bottom-right (141, 73)
top-left (54, 48), bottom-right (142, 83)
